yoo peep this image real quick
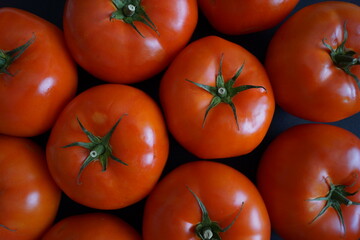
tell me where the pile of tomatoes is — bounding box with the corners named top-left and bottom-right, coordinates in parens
top-left (0, 0), bottom-right (359, 239)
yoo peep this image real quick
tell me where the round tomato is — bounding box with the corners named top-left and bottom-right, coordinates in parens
top-left (143, 161), bottom-right (270, 240)
top-left (160, 36), bottom-right (275, 159)
top-left (265, 1), bottom-right (360, 122)
top-left (63, 0), bottom-right (198, 84)
top-left (0, 7), bottom-right (77, 137)
top-left (46, 84), bottom-right (168, 209)
top-left (257, 124), bottom-right (360, 240)
top-left (42, 213), bottom-right (141, 240)
top-left (198, 0), bottom-right (299, 35)
top-left (0, 135), bottom-right (61, 240)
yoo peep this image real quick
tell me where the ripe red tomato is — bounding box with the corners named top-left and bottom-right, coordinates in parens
top-left (63, 0), bottom-right (198, 84)
top-left (143, 161), bottom-right (271, 240)
top-left (257, 124), bottom-right (360, 240)
top-left (42, 213), bottom-right (141, 240)
top-left (266, 1), bottom-right (360, 122)
top-left (198, 0), bottom-right (299, 35)
top-left (0, 135), bottom-right (61, 240)
top-left (0, 7), bottom-right (77, 137)
top-left (46, 84), bottom-right (169, 209)
top-left (160, 36), bottom-right (275, 159)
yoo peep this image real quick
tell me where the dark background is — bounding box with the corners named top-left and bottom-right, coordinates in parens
top-left (1, 0), bottom-right (359, 239)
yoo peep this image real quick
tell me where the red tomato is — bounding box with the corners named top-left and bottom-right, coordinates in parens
top-left (42, 213), bottom-right (141, 240)
top-left (143, 161), bottom-right (271, 240)
top-left (266, 1), bottom-right (360, 122)
top-left (63, 0), bottom-right (198, 84)
top-left (257, 124), bottom-right (360, 240)
top-left (160, 36), bottom-right (275, 159)
top-left (0, 135), bottom-right (61, 240)
top-left (198, 0), bottom-right (299, 35)
top-left (0, 7), bottom-right (77, 137)
top-left (46, 84), bottom-right (169, 209)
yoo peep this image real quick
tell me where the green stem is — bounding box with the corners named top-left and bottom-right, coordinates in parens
top-left (90, 144), bottom-right (105, 158)
top-left (123, 4), bottom-right (136, 16)
top-left (203, 228), bottom-right (214, 239)
top-left (217, 87), bottom-right (227, 97)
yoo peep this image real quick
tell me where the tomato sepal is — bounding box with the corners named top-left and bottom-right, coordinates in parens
top-left (0, 223), bottom-right (15, 232)
top-left (0, 35), bottom-right (35, 76)
top-left (308, 176), bottom-right (360, 234)
top-left (63, 114), bottom-right (128, 184)
top-left (186, 54), bottom-right (266, 130)
top-left (187, 186), bottom-right (244, 240)
top-left (110, 0), bottom-right (159, 38)
top-left (322, 22), bottom-right (360, 89)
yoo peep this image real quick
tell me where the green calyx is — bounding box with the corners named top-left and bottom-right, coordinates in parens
top-left (63, 114), bottom-right (128, 184)
top-left (110, 0), bottom-right (159, 38)
top-left (186, 54), bottom-right (266, 130)
top-left (0, 35), bottom-right (35, 76)
top-left (323, 22), bottom-right (360, 89)
top-left (308, 176), bottom-right (360, 234)
top-left (187, 187), bottom-right (244, 240)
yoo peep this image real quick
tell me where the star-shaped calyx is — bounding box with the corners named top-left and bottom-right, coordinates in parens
top-left (110, 0), bottom-right (159, 38)
top-left (63, 114), bottom-right (128, 184)
top-left (308, 176), bottom-right (360, 234)
top-left (186, 54), bottom-right (266, 130)
top-left (322, 22), bottom-right (360, 89)
top-left (187, 186), bottom-right (244, 240)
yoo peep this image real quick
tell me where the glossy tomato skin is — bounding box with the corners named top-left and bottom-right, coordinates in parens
top-left (198, 0), bottom-right (299, 35)
top-left (42, 213), bottom-right (141, 240)
top-left (160, 36), bottom-right (275, 159)
top-left (143, 161), bottom-right (271, 240)
top-left (0, 135), bottom-right (61, 240)
top-left (257, 124), bottom-right (360, 240)
top-left (266, 2), bottom-right (360, 122)
top-left (63, 0), bottom-right (198, 84)
top-left (46, 84), bottom-right (169, 209)
top-left (0, 8), bottom-right (77, 137)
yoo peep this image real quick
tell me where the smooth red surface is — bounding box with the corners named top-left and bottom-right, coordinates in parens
top-left (0, 8), bottom-right (77, 137)
top-left (0, 135), bottom-right (61, 240)
top-left (42, 213), bottom-right (141, 240)
top-left (198, 0), bottom-right (299, 35)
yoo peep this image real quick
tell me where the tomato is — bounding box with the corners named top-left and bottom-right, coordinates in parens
top-left (0, 135), bottom-right (61, 240)
top-left (265, 1), bottom-right (360, 122)
top-left (0, 7), bottom-right (77, 137)
top-left (42, 213), bottom-right (141, 240)
top-left (143, 161), bottom-right (270, 240)
top-left (257, 124), bottom-right (360, 240)
top-left (63, 0), bottom-right (198, 84)
top-left (160, 36), bottom-right (274, 159)
top-left (46, 84), bottom-right (168, 209)
top-left (198, 0), bottom-right (299, 35)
